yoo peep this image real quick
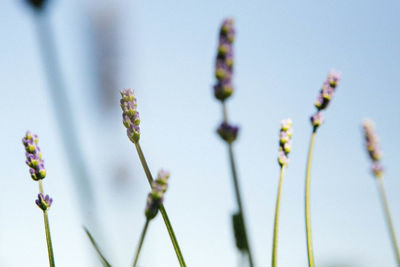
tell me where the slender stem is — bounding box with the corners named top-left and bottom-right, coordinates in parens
top-left (272, 166), bottom-right (286, 267)
top-left (38, 180), bottom-right (44, 195)
top-left (376, 177), bottom-right (400, 266)
top-left (228, 143), bottom-right (255, 267)
top-left (84, 227), bottom-right (112, 267)
top-left (305, 131), bottom-right (316, 267)
top-left (133, 220), bottom-right (150, 267)
top-left (32, 11), bottom-right (97, 229)
top-left (134, 142), bottom-right (186, 267)
top-left (43, 211), bottom-right (55, 267)
top-left (222, 102), bottom-right (228, 122)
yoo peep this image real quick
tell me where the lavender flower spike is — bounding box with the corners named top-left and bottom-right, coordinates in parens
top-left (214, 18), bottom-right (235, 101)
top-left (310, 70), bottom-right (341, 129)
top-left (362, 119), bottom-right (384, 177)
top-left (22, 131), bottom-right (46, 181)
top-left (120, 89), bottom-right (141, 143)
top-left (217, 122), bottom-right (239, 143)
top-left (278, 119), bottom-right (293, 167)
top-left (145, 170), bottom-right (170, 220)
top-left (36, 193), bottom-right (53, 211)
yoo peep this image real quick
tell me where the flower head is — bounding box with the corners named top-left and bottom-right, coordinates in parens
top-left (145, 169), bottom-right (170, 220)
top-left (362, 119), bottom-right (384, 177)
top-left (310, 70), bottom-right (341, 129)
top-left (217, 122), bottom-right (239, 144)
top-left (35, 193), bottom-right (53, 211)
top-left (214, 18), bottom-right (235, 101)
top-left (278, 119), bottom-right (293, 167)
top-left (22, 131), bottom-right (46, 181)
top-left (120, 89), bottom-right (140, 143)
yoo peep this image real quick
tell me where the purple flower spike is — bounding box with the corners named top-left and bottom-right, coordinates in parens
top-left (120, 89), bottom-right (141, 143)
top-left (362, 119), bottom-right (384, 178)
top-left (35, 193), bottom-right (53, 211)
top-left (310, 70), bottom-right (341, 129)
top-left (22, 131), bottom-right (46, 181)
top-left (217, 122), bottom-right (239, 144)
top-left (214, 18), bottom-right (235, 101)
top-left (278, 119), bottom-right (293, 167)
top-left (144, 169), bottom-right (171, 220)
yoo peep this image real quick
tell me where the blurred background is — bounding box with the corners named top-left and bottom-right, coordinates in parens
top-left (1, 0), bottom-right (400, 266)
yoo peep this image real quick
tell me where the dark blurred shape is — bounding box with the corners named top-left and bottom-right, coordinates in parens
top-left (26, 0), bottom-right (47, 10)
top-left (232, 212), bottom-right (247, 252)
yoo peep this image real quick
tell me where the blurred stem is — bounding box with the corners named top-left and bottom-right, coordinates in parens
top-left (134, 142), bottom-right (186, 267)
top-left (32, 10), bottom-right (97, 230)
top-left (222, 101), bottom-right (228, 122)
top-left (376, 177), bottom-right (400, 266)
top-left (84, 227), bottom-right (112, 267)
top-left (305, 131), bottom-right (316, 267)
top-left (133, 220), bottom-right (150, 267)
top-left (228, 143), bottom-right (255, 267)
top-left (272, 166), bottom-right (285, 267)
top-left (38, 180), bottom-right (44, 195)
top-left (43, 211), bottom-right (55, 267)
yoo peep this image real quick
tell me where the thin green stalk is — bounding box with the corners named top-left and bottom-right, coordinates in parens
top-left (43, 211), bottom-right (55, 267)
top-left (228, 143), bottom-right (255, 267)
top-left (133, 220), bottom-right (150, 267)
top-left (272, 166), bottom-right (286, 267)
top-left (376, 177), bottom-right (400, 266)
top-left (84, 227), bottom-right (112, 267)
top-left (134, 142), bottom-right (186, 267)
top-left (222, 101), bottom-right (228, 122)
top-left (305, 131), bottom-right (316, 267)
top-left (38, 180), bottom-right (44, 195)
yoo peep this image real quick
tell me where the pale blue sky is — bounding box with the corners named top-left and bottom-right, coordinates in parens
top-left (1, 0), bottom-right (400, 266)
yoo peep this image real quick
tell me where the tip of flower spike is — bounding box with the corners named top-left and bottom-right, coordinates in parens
top-left (36, 193), bottom-right (53, 211)
top-left (217, 122), bottom-right (239, 143)
top-left (328, 69), bottom-right (341, 88)
top-left (120, 89), bottom-right (141, 143)
top-left (278, 119), bottom-right (293, 167)
top-left (362, 119), bottom-right (384, 174)
top-left (23, 131), bottom-right (46, 180)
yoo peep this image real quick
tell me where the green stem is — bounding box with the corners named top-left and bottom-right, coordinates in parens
top-left (134, 142), bottom-right (186, 267)
top-left (305, 131), bottom-right (316, 267)
top-left (228, 143), bottom-right (255, 267)
top-left (376, 177), bottom-right (400, 266)
top-left (272, 166), bottom-right (286, 267)
top-left (38, 180), bottom-right (44, 195)
top-left (43, 211), bottom-right (55, 267)
top-left (222, 101), bottom-right (228, 122)
top-left (133, 220), bottom-right (150, 267)
top-left (84, 227), bottom-right (112, 267)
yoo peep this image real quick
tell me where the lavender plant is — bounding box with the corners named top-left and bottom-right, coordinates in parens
top-left (362, 119), bottom-right (400, 265)
top-left (305, 70), bottom-right (341, 267)
top-left (133, 170), bottom-right (170, 267)
top-left (272, 119), bottom-right (293, 267)
top-left (213, 18), bottom-right (255, 267)
top-left (22, 131), bottom-right (55, 267)
top-left (120, 89), bottom-right (186, 266)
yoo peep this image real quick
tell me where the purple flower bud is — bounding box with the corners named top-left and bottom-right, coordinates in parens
top-left (22, 131), bottom-right (46, 181)
top-left (310, 112), bottom-right (324, 129)
top-left (362, 119), bottom-right (384, 178)
top-left (155, 169), bottom-right (170, 193)
top-left (35, 193), bottom-right (53, 211)
top-left (120, 89), bottom-right (141, 143)
top-left (217, 122), bottom-right (239, 143)
top-left (278, 119), bottom-right (293, 167)
top-left (214, 18), bottom-right (235, 101)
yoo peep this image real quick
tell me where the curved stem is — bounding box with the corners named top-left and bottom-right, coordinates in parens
top-left (228, 143), bottom-right (255, 267)
top-left (134, 142), bottom-right (186, 267)
top-left (272, 166), bottom-right (286, 267)
top-left (305, 131), bottom-right (316, 267)
top-left (133, 220), bottom-right (150, 267)
top-left (43, 211), bottom-right (55, 267)
top-left (376, 177), bottom-right (400, 266)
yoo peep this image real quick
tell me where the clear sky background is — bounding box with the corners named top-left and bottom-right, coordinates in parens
top-left (1, 0), bottom-right (400, 266)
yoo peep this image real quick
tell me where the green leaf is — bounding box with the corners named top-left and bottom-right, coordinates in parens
top-left (84, 227), bottom-right (112, 267)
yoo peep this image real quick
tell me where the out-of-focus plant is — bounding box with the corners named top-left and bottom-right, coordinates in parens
top-left (362, 119), bottom-right (400, 266)
top-left (22, 131), bottom-right (55, 267)
top-left (272, 119), bottom-right (293, 267)
top-left (305, 70), bottom-right (341, 267)
top-left (213, 18), bottom-right (255, 266)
